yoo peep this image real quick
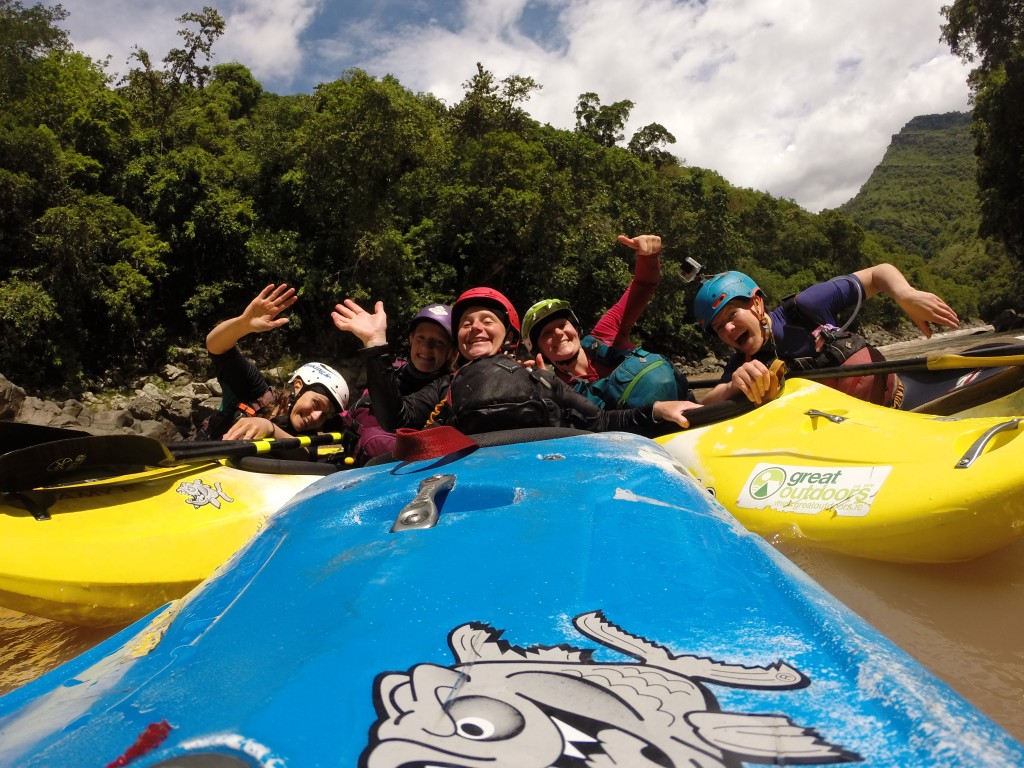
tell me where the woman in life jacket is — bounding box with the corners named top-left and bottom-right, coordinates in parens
top-left (521, 296), bottom-right (695, 409)
top-left (693, 266), bottom-right (959, 407)
top-left (347, 302), bottom-right (456, 463)
top-left (201, 283), bottom-right (350, 441)
top-left (332, 287), bottom-right (700, 437)
top-left (520, 234), bottom-right (669, 392)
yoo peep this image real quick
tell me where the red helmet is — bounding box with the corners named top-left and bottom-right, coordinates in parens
top-left (452, 287), bottom-right (521, 343)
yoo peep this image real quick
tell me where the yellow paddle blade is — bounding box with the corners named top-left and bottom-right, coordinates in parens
top-left (927, 354), bottom-right (1024, 370)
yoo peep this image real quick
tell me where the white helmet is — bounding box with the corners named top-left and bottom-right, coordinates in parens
top-left (287, 362), bottom-right (350, 411)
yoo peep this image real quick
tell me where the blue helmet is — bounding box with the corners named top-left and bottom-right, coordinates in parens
top-left (693, 271), bottom-right (763, 331)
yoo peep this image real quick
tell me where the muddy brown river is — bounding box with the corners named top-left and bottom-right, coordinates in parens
top-left (2, 328), bottom-right (1023, 741)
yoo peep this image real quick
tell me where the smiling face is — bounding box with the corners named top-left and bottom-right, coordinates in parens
top-left (408, 321), bottom-right (454, 374)
top-left (457, 307), bottom-right (508, 360)
top-left (710, 295), bottom-right (768, 357)
top-left (288, 384), bottom-right (336, 432)
top-left (536, 316), bottom-right (581, 366)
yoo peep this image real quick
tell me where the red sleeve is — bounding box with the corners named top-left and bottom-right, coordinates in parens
top-left (589, 255), bottom-right (661, 351)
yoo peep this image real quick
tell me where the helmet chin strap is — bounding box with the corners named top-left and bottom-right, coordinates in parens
top-left (550, 343), bottom-right (581, 368)
top-left (756, 302), bottom-right (775, 355)
top-left (754, 296), bottom-right (770, 334)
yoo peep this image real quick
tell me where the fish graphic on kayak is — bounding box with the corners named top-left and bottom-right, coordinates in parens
top-left (362, 610), bottom-right (858, 767)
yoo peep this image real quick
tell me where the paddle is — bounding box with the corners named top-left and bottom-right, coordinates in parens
top-left (0, 421), bottom-right (91, 453)
top-left (0, 431), bottom-right (346, 494)
top-left (686, 345), bottom-right (1024, 389)
top-left (169, 432), bottom-right (346, 461)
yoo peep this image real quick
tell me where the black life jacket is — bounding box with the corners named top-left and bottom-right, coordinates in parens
top-left (441, 354), bottom-right (564, 434)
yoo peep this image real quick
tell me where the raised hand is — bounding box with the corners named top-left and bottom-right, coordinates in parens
top-left (617, 233), bottom-right (662, 258)
top-left (332, 299), bottom-right (389, 347)
top-left (896, 290), bottom-right (960, 338)
top-left (241, 283), bottom-right (297, 334)
top-left (206, 283), bottom-right (298, 355)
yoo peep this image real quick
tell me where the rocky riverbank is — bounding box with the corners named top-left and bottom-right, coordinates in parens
top-left (0, 322), bottom-right (992, 442)
top-left (0, 349), bottom-right (366, 443)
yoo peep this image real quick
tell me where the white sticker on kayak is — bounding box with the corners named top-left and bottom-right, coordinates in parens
top-left (736, 463), bottom-right (892, 517)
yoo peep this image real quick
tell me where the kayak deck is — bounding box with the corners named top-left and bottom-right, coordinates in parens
top-left (658, 378), bottom-right (1024, 563)
top-left (0, 460), bottom-right (324, 625)
top-left (0, 432), bottom-right (1019, 765)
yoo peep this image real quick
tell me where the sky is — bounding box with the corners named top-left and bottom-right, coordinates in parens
top-left (55, 0), bottom-right (973, 213)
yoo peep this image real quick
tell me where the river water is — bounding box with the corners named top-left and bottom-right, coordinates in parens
top-left (2, 329), bottom-right (1023, 742)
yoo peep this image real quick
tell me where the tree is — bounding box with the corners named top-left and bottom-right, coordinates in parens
top-left (970, 57), bottom-right (1024, 258)
top-left (164, 6), bottom-right (224, 88)
top-left (627, 122), bottom-right (677, 167)
top-left (941, 0), bottom-right (1024, 261)
top-left (574, 92), bottom-right (634, 147)
top-left (0, 0), bottom-right (70, 107)
top-left (290, 70), bottom-right (450, 346)
top-left (941, 0), bottom-right (1024, 72)
top-left (451, 62), bottom-right (541, 139)
top-left (119, 7), bottom-right (225, 140)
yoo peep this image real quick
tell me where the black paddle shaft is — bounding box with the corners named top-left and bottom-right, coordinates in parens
top-left (687, 342), bottom-right (1024, 389)
top-left (0, 428), bottom-right (346, 493)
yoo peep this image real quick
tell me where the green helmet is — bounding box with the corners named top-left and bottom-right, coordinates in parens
top-left (521, 298), bottom-right (581, 354)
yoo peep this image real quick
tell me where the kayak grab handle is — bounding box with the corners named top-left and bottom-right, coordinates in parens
top-left (956, 419), bottom-right (1021, 469)
top-left (391, 474), bottom-right (456, 532)
top-left (805, 409), bottom-right (847, 424)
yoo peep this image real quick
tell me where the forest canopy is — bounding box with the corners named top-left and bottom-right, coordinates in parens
top-left (0, 1), bottom-right (1013, 391)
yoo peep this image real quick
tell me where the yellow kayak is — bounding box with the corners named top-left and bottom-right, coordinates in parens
top-left (657, 378), bottom-right (1024, 563)
top-left (0, 460), bottom-right (323, 626)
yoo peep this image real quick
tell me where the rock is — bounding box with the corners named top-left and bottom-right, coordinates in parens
top-left (128, 394), bottom-right (163, 421)
top-left (136, 417), bottom-right (181, 441)
top-left (173, 383), bottom-right (199, 404)
top-left (90, 409), bottom-right (134, 431)
top-left (1, 355), bottom-right (364, 441)
top-left (161, 363), bottom-right (190, 382)
top-left (62, 399), bottom-right (85, 418)
top-left (0, 374), bottom-right (26, 420)
top-left (993, 309), bottom-right (1024, 332)
top-left (162, 398), bottom-right (195, 431)
top-left (17, 397), bottom-right (62, 426)
top-left (199, 396), bottom-right (222, 412)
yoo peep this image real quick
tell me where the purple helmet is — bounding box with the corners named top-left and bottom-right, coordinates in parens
top-left (406, 303), bottom-right (453, 339)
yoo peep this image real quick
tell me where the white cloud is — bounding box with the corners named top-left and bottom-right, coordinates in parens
top-left (219, 0), bottom-right (323, 86)
top-left (56, 0), bottom-right (972, 212)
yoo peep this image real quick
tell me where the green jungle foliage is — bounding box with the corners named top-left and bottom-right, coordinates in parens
top-left (0, 1), bottom-right (1013, 391)
top-left (840, 111), bottom-right (1021, 322)
top-left (942, 0), bottom-right (1024, 264)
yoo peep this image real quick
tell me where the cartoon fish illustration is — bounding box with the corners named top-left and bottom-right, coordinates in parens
top-left (362, 610), bottom-right (859, 767)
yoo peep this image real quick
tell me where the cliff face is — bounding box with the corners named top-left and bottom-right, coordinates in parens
top-left (840, 111), bottom-right (977, 259)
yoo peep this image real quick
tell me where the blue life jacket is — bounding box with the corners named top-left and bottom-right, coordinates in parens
top-left (575, 335), bottom-right (695, 409)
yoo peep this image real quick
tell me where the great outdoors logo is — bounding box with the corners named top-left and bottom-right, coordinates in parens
top-left (749, 467), bottom-right (787, 499)
top-left (738, 463), bottom-right (892, 516)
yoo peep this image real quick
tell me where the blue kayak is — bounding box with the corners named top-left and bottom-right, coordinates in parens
top-left (0, 432), bottom-right (1020, 767)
